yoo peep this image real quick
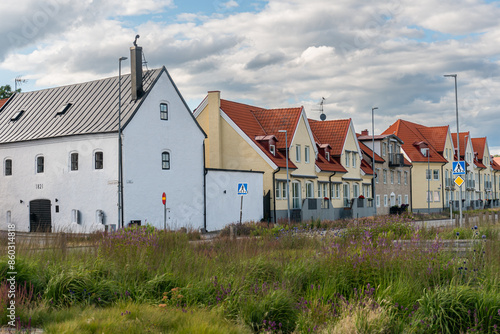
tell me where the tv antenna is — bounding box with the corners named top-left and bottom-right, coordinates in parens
top-left (312, 97), bottom-right (326, 121)
top-left (15, 76), bottom-right (27, 91)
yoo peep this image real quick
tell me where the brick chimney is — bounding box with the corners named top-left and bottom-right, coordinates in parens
top-left (361, 129), bottom-right (369, 136)
top-left (130, 46), bottom-right (143, 100)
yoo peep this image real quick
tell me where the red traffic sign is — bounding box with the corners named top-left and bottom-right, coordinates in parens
top-left (162, 192), bottom-right (166, 205)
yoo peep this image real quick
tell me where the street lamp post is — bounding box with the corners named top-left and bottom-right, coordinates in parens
top-left (427, 146), bottom-right (430, 214)
top-left (444, 74), bottom-right (462, 226)
top-left (118, 56), bottom-right (127, 229)
top-left (278, 130), bottom-right (290, 224)
top-left (371, 107), bottom-right (378, 215)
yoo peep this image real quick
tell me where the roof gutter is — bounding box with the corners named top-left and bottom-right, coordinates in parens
top-left (272, 167), bottom-right (281, 224)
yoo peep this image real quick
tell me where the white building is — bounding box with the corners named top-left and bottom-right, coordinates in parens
top-left (0, 46), bottom-right (207, 233)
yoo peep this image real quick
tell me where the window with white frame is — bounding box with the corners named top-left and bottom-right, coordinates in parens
top-left (345, 151), bottom-right (350, 167)
top-left (384, 195), bottom-right (388, 207)
top-left (4, 159), bottom-right (12, 176)
top-left (426, 169), bottom-right (431, 180)
top-left (94, 152), bottom-right (103, 170)
top-left (397, 171), bottom-right (401, 184)
top-left (352, 152), bottom-right (356, 168)
top-left (375, 168), bottom-right (380, 183)
top-left (404, 195), bottom-right (409, 204)
top-left (404, 171), bottom-right (408, 185)
top-left (306, 181), bottom-right (314, 198)
top-left (296, 145), bottom-right (301, 162)
top-left (390, 170), bottom-right (394, 184)
top-left (376, 195), bottom-right (380, 207)
top-left (434, 191), bottom-right (440, 202)
top-left (318, 182), bottom-right (328, 198)
top-left (270, 145), bottom-right (276, 156)
top-left (305, 146), bottom-right (310, 163)
top-left (331, 183), bottom-right (341, 199)
top-left (382, 142), bottom-right (387, 156)
top-left (162, 151), bottom-right (170, 170)
top-left (427, 191), bottom-right (432, 202)
top-left (325, 151), bottom-right (330, 161)
top-left (36, 155), bottom-right (44, 173)
top-left (276, 181), bottom-right (287, 199)
top-left (383, 169), bottom-right (387, 184)
top-left (398, 195), bottom-right (402, 205)
top-left (353, 183), bottom-right (359, 198)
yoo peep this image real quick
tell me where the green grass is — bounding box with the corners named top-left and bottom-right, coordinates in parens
top-left (1, 217), bottom-right (500, 333)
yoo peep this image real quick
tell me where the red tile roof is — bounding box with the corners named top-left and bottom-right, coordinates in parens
top-left (360, 159), bottom-right (374, 175)
top-left (451, 132), bottom-right (470, 158)
top-left (309, 119), bottom-right (350, 156)
top-left (219, 99), bottom-right (300, 169)
top-left (492, 158), bottom-right (500, 171)
top-left (382, 119), bottom-right (448, 163)
top-left (315, 152), bottom-right (347, 173)
top-left (472, 137), bottom-right (488, 169)
top-left (0, 98), bottom-right (8, 108)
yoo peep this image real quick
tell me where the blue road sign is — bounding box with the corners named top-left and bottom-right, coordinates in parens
top-left (238, 183), bottom-right (248, 195)
top-left (452, 161), bottom-right (466, 175)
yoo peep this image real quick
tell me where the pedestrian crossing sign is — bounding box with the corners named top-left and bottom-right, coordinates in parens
top-left (238, 183), bottom-right (248, 195)
top-left (452, 161), bottom-right (466, 175)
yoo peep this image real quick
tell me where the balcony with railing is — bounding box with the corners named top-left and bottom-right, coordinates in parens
top-left (388, 153), bottom-right (404, 167)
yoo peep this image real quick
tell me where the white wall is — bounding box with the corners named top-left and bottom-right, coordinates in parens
top-left (0, 134), bottom-right (117, 232)
top-left (122, 70), bottom-right (206, 230)
top-left (206, 169), bottom-right (264, 231)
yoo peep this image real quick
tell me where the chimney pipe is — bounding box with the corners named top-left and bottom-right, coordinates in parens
top-left (130, 46), bottom-right (143, 100)
top-left (362, 129), bottom-right (369, 136)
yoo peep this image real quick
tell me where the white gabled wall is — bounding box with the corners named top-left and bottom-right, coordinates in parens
top-left (0, 134), bottom-right (117, 232)
top-left (122, 71), bottom-right (206, 230)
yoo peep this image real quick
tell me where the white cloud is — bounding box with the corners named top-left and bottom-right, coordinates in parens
top-left (1, 0), bottom-right (500, 149)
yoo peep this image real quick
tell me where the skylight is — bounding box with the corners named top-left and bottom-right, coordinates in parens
top-left (10, 110), bottom-right (24, 122)
top-left (56, 103), bottom-right (72, 116)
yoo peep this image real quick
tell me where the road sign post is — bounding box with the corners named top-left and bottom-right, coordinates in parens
top-left (238, 183), bottom-right (248, 224)
top-left (452, 161), bottom-right (465, 227)
top-left (162, 192), bottom-right (167, 230)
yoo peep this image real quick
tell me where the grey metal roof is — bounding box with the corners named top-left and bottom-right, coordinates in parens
top-left (0, 68), bottom-right (163, 144)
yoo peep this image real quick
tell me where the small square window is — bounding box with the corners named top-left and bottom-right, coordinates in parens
top-left (95, 152), bottom-right (103, 170)
top-left (160, 103), bottom-right (168, 120)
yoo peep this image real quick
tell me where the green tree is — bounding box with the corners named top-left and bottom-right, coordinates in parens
top-left (0, 85), bottom-right (21, 99)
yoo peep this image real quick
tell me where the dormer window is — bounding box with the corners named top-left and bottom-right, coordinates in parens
top-left (326, 152), bottom-right (330, 161)
top-left (11, 110), bottom-right (24, 122)
top-left (421, 148), bottom-right (429, 157)
top-left (270, 145), bottom-right (276, 156)
top-left (56, 103), bottom-right (72, 116)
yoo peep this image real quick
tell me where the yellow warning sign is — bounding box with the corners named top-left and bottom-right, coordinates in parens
top-left (454, 175), bottom-right (464, 187)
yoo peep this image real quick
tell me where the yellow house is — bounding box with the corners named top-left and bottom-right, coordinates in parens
top-left (309, 119), bottom-right (375, 218)
top-left (383, 120), bottom-right (452, 213)
top-left (194, 91), bottom-right (346, 222)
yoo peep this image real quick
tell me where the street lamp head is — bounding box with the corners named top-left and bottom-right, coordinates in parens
top-left (119, 57), bottom-right (128, 61)
top-left (444, 74), bottom-right (457, 78)
top-left (372, 107), bottom-right (378, 111)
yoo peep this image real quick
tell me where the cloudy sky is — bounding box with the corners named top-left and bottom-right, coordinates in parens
top-left (1, 0), bottom-right (500, 154)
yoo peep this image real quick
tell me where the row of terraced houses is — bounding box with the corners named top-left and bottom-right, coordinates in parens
top-left (195, 91), bottom-right (500, 223)
top-left (1, 45), bottom-right (499, 232)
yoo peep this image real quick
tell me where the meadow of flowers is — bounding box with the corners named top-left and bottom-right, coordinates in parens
top-left (1, 214), bottom-right (500, 333)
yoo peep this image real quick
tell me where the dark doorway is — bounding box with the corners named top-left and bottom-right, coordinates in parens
top-left (29, 199), bottom-right (52, 232)
top-left (263, 190), bottom-right (271, 222)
